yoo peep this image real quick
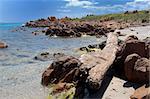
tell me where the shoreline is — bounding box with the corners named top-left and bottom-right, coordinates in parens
top-left (0, 10), bottom-right (150, 99)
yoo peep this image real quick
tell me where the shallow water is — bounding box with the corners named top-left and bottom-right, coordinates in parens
top-left (0, 23), bottom-right (106, 99)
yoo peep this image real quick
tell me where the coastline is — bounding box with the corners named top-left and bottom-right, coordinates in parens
top-left (0, 10), bottom-right (150, 99)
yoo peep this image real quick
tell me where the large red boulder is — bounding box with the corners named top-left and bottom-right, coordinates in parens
top-left (124, 53), bottom-right (150, 83)
top-left (118, 35), bottom-right (148, 58)
top-left (121, 40), bottom-right (147, 60)
top-left (41, 55), bottom-right (81, 86)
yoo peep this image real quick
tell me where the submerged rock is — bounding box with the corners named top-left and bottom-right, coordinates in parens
top-left (34, 52), bottom-right (52, 61)
top-left (0, 41), bottom-right (8, 48)
top-left (34, 52), bottom-right (66, 61)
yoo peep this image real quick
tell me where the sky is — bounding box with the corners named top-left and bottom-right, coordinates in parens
top-left (0, 0), bottom-right (149, 23)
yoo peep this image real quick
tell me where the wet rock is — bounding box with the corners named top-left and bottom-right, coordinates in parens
top-left (88, 44), bottom-right (98, 49)
top-left (41, 55), bottom-right (81, 86)
top-left (34, 52), bottom-right (52, 61)
top-left (130, 84), bottom-right (150, 99)
top-left (78, 41), bottom-right (106, 53)
top-left (0, 41), bottom-right (8, 48)
top-left (124, 54), bottom-right (150, 83)
top-left (53, 53), bottom-right (65, 59)
top-left (35, 52), bottom-right (66, 61)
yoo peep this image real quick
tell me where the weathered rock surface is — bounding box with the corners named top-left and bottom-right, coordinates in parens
top-left (41, 55), bottom-right (81, 86)
top-left (124, 54), bottom-right (150, 83)
top-left (79, 33), bottom-right (118, 90)
top-left (120, 38), bottom-right (147, 60)
top-left (0, 41), bottom-right (8, 48)
top-left (115, 35), bottom-right (150, 77)
top-left (130, 84), bottom-right (150, 99)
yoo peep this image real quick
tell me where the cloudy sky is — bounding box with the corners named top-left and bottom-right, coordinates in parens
top-left (0, 0), bottom-right (149, 22)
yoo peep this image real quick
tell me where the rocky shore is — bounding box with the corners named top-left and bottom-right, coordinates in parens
top-left (24, 10), bottom-right (150, 99)
top-left (26, 17), bottom-right (118, 37)
top-left (41, 34), bottom-right (150, 98)
top-left (1, 10), bottom-right (149, 99)
top-left (25, 10), bottom-right (149, 38)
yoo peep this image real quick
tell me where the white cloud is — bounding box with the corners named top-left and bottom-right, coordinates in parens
top-left (57, 9), bottom-right (71, 12)
top-left (63, 0), bottom-right (96, 7)
top-left (62, 0), bottom-right (150, 11)
top-left (59, 0), bottom-right (150, 17)
top-left (82, 0), bottom-right (150, 11)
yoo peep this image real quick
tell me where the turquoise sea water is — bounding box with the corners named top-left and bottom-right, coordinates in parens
top-left (0, 23), bottom-right (106, 99)
top-left (0, 23), bottom-right (106, 66)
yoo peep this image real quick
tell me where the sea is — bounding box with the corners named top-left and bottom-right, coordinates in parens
top-left (0, 23), bottom-right (106, 99)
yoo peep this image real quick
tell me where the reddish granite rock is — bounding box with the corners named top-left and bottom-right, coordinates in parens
top-left (41, 55), bottom-right (81, 86)
top-left (118, 36), bottom-right (148, 61)
top-left (124, 54), bottom-right (150, 83)
top-left (0, 41), bottom-right (8, 48)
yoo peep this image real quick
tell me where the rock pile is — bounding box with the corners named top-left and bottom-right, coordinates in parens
top-left (116, 35), bottom-right (150, 81)
top-left (124, 54), bottom-right (150, 83)
top-left (25, 16), bottom-right (130, 38)
top-left (41, 35), bottom-right (150, 98)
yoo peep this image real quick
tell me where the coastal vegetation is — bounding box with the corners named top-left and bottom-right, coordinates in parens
top-left (71, 10), bottom-right (150, 23)
top-left (24, 10), bottom-right (149, 39)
